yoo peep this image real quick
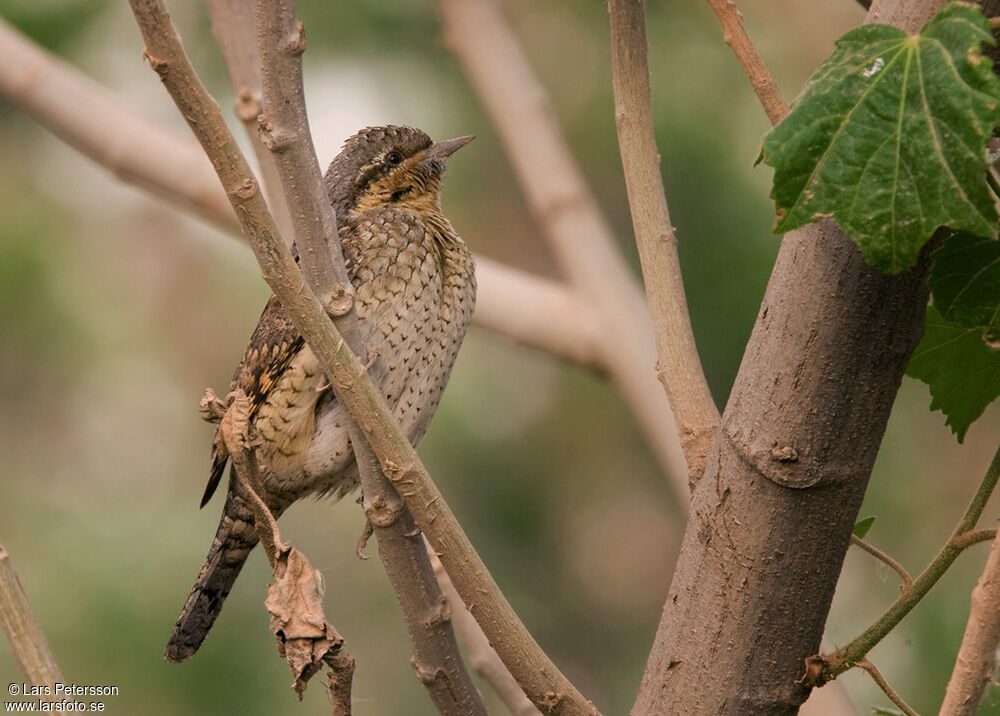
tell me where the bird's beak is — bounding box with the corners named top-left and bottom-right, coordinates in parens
top-left (426, 135), bottom-right (475, 159)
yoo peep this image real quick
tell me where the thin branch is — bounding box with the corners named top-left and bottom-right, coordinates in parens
top-left (850, 535), bottom-right (913, 590)
top-left (425, 540), bottom-right (542, 716)
top-left (127, 3), bottom-right (597, 713)
top-left (250, 0), bottom-right (344, 308)
top-left (204, 0), bottom-right (296, 242)
top-left (0, 17), bottom-right (604, 377)
top-left (0, 543), bottom-right (64, 691)
top-left (355, 437), bottom-right (487, 715)
top-left (952, 529), bottom-right (997, 550)
top-left (939, 527), bottom-right (1000, 716)
top-left (608, 0), bottom-right (721, 488)
top-left (703, 0), bottom-right (789, 126)
top-left (326, 651), bottom-right (356, 716)
top-left (473, 260), bottom-right (605, 372)
top-left (439, 0), bottom-right (689, 494)
top-left (0, 17), bottom-right (232, 226)
top-left (857, 661), bottom-right (921, 716)
top-left (864, 0), bottom-right (944, 33)
top-left (814, 441), bottom-right (1000, 684)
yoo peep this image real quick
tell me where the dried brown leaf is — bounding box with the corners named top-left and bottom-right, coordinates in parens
top-left (266, 545), bottom-right (345, 698)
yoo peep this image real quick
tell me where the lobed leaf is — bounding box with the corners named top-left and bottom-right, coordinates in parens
top-left (929, 231), bottom-right (1000, 342)
top-left (906, 305), bottom-right (1000, 441)
top-left (760, 3), bottom-right (1000, 274)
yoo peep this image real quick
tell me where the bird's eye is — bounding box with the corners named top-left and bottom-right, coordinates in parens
top-left (386, 151), bottom-right (402, 165)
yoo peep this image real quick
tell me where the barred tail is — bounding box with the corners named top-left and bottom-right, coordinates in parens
top-left (164, 486), bottom-right (260, 663)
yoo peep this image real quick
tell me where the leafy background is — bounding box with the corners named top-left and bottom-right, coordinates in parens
top-left (0, 0), bottom-right (998, 714)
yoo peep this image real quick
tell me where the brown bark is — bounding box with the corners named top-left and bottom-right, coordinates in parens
top-left (609, 0), bottom-right (720, 488)
top-left (631, 0), bottom-right (949, 709)
top-left (354, 438), bottom-right (487, 716)
top-left (439, 0), bottom-right (690, 493)
top-left (633, 220), bottom-right (930, 714)
top-left (0, 543), bottom-right (64, 694)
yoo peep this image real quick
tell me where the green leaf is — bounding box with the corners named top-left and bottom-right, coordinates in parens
top-left (930, 231), bottom-right (1000, 343)
top-left (853, 516), bottom-right (877, 539)
top-left (760, 3), bottom-right (1000, 274)
top-left (907, 305), bottom-right (1000, 441)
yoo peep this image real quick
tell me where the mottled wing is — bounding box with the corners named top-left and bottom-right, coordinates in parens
top-left (200, 296), bottom-right (304, 507)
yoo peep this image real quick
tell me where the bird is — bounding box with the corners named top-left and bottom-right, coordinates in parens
top-left (165, 125), bottom-right (476, 663)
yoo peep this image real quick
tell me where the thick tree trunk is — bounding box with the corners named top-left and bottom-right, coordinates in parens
top-left (633, 220), bottom-right (930, 714)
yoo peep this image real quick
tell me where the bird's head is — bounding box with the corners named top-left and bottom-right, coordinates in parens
top-left (324, 125), bottom-right (473, 220)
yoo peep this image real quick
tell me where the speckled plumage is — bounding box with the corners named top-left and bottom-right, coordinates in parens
top-left (165, 126), bottom-right (475, 663)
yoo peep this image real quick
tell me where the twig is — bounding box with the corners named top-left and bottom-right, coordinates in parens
top-left (856, 661), bottom-right (921, 716)
top-left (939, 527), bottom-right (1000, 715)
top-left (127, 3), bottom-right (597, 713)
top-left (473, 260), bottom-right (605, 372)
top-left (439, 0), bottom-right (689, 494)
top-left (0, 543), bottom-right (64, 691)
top-left (204, 0), bottom-right (295, 242)
top-left (0, 17), bottom-right (232, 227)
top-left (425, 539), bottom-right (542, 716)
top-left (814, 442), bottom-right (1000, 684)
top-left (325, 650), bottom-right (356, 716)
top-left (0, 17), bottom-right (601, 372)
top-left (703, 0), bottom-right (789, 126)
top-left (850, 535), bottom-right (913, 590)
top-left (354, 438), bottom-right (487, 715)
top-left (608, 0), bottom-right (721, 488)
top-left (952, 529), bottom-right (997, 550)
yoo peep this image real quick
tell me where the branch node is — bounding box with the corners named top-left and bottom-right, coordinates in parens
top-left (141, 49), bottom-right (168, 74)
top-left (542, 691), bottom-right (566, 711)
top-left (228, 177), bottom-right (259, 201)
top-left (799, 654), bottom-right (831, 688)
top-left (234, 88), bottom-right (261, 122)
top-left (257, 115), bottom-right (295, 152)
top-left (770, 445), bottom-right (799, 462)
top-left (326, 283), bottom-right (355, 317)
top-left (410, 657), bottom-right (446, 685)
top-left (284, 20), bottom-right (307, 55)
top-left (425, 593), bottom-right (452, 628)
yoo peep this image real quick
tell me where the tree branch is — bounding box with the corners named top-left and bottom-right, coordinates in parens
top-left (608, 0), bottom-right (721, 488)
top-left (817, 441), bottom-right (1000, 684)
top-left (127, 2), bottom-right (596, 713)
top-left (857, 661), bottom-right (920, 716)
top-left (354, 437), bottom-right (487, 715)
top-left (204, 0), bottom-right (296, 243)
top-left (631, 0), bottom-right (948, 707)
top-left (850, 535), bottom-right (913, 590)
top-left (425, 540), bottom-right (542, 716)
top-left (703, 0), bottom-right (789, 125)
top-left (0, 16), bottom-right (602, 374)
top-left (250, 0), bottom-right (344, 308)
top-left (0, 543), bottom-right (64, 691)
top-left (439, 0), bottom-right (689, 495)
top-left (939, 525), bottom-right (1000, 716)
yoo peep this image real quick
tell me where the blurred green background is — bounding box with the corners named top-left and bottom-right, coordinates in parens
top-left (1, 1), bottom-right (999, 714)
